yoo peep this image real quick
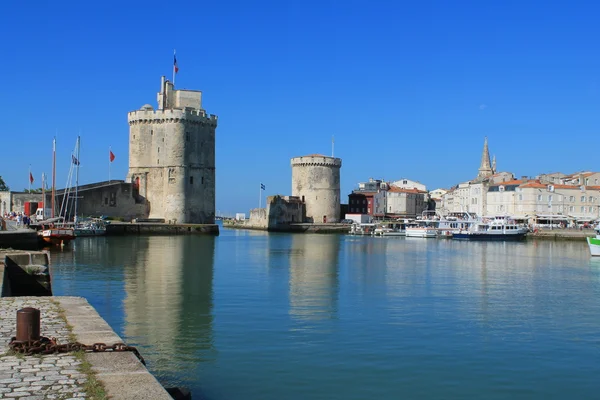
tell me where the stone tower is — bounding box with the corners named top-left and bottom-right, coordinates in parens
top-left (477, 137), bottom-right (493, 179)
top-left (291, 154), bottom-right (342, 223)
top-left (127, 77), bottom-right (218, 224)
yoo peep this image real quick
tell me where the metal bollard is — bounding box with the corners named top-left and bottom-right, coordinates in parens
top-left (16, 307), bottom-right (41, 342)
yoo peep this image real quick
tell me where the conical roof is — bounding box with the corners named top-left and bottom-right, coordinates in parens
top-left (478, 137), bottom-right (493, 178)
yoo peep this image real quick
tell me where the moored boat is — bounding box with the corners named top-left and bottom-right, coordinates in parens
top-left (452, 218), bottom-right (528, 241)
top-left (74, 218), bottom-right (107, 237)
top-left (350, 223), bottom-right (377, 236)
top-left (405, 225), bottom-right (438, 238)
top-left (405, 211), bottom-right (438, 238)
top-left (38, 218), bottom-right (75, 246)
top-left (374, 221), bottom-right (406, 236)
top-left (587, 227), bottom-right (600, 256)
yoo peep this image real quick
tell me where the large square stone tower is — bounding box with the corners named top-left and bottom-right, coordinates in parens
top-left (127, 77), bottom-right (218, 224)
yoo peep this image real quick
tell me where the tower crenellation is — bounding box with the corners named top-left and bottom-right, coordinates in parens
top-left (127, 76), bottom-right (217, 224)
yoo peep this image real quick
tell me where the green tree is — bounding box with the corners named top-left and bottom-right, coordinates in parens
top-left (23, 188), bottom-right (43, 193)
top-left (0, 176), bottom-right (9, 191)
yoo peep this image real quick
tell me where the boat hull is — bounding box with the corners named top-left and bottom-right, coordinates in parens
top-left (405, 228), bottom-right (437, 238)
top-left (381, 232), bottom-right (406, 237)
top-left (452, 232), bottom-right (527, 241)
top-left (40, 228), bottom-right (75, 246)
top-left (587, 237), bottom-right (600, 256)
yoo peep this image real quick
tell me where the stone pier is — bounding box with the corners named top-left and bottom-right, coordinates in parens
top-left (0, 297), bottom-right (172, 400)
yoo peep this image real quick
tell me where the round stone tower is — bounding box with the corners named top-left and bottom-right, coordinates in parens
top-left (291, 154), bottom-right (342, 223)
top-left (127, 76), bottom-right (218, 224)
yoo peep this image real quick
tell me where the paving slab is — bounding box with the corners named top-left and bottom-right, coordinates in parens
top-left (0, 296), bottom-right (172, 400)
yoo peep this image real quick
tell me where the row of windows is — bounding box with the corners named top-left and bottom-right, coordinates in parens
top-left (534, 194), bottom-right (597, 203)
top-left (350, 199), bottom-right (368, 205)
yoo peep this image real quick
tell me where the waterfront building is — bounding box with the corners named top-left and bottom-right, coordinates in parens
top-left (127, 76), bottom-right (218, 224)
top-left (0, 191), bottom-right (42, 215)
top-left (291, 154), bottom-right (342, 223)
top-left (348, 178), bottom-right (385, 216)
top-left (429, 188), bottom-right (448, 211)
top-left (487, 180), bottom-right (600, 224)
top-left (372, 186), bottom-right (428, 219)
top-left (390, 178), bottom-right (426, 192)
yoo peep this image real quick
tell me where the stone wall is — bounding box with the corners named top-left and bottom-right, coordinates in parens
top-left (49, 181), bottom-right (148, 221)
top-left (0, 191), bottom-right (43, 214)
top-left (244, 196), bottom-right (305, 230)
top-left (291, 155), bottom-right (342, 223)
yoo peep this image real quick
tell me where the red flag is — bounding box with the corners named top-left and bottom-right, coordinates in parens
top-left (29, 172), bottom-right (34, 184)
top-left (174, 54), bottom-right (179, 74)
top-left (109, 150), bottom-right (115, 162)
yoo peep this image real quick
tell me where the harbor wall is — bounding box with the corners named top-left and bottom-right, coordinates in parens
top-left (0, 251), bottom-right (51, 297)
top-left (106, 222), bottom-right (219, 236)
top-left (225, 221), bottom-right (351, 234)
top-left (0, 230), bottom-right (40, 250)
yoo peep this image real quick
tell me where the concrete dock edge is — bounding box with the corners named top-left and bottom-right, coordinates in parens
top-left (56, 296), bottom-right (172, 400)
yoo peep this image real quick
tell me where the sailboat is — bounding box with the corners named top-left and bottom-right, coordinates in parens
top-left (39, 137), bottom-right (75, 247)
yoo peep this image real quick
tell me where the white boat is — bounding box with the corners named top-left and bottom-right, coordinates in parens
top-left (438, 212), bottom-right (479, 237)
top-left (405, 225), bottom-right (438, 238)
top-left (405, 211), bottom-right (439, 238)
top-left (374, 221), bottom-right (406, 236)
top-left (452, 218), bottom-right (528, 241)
top-left (350, 223), bottom-right (377, 236)
top-left (587, 227), bottom-right (600, 256)
top-left (74, 219), bottom-right (107, 236)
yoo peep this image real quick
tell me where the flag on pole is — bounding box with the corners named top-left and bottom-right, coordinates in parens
top-left (72, 154), bottom-right (80, 165)
top-left (109, 150), bottom-right (115, 162)
top-left (174, 53), bottom-right (179, 74)
top-left (29, 172), bottom-right (34, 184)
top-left (260, 183), bottom-right (266, 190)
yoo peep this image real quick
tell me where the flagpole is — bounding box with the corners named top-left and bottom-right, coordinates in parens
top-left (259, 183), bottom-right (261, 209)
top-left (109, 146), bottom-right (111, 183)
top-left (332, 135), bottom-right (335, 157)
top-left (28, 165), bottom-right (31, 193)
top-left (172, 49), bottom-right (176, 86)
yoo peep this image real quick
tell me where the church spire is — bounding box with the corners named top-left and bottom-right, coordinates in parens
top-left (478, 137), bottom-right (493, 178)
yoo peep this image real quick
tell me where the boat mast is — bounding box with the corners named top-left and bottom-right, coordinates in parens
top-left (41, 173), bottom-right (45, 216)
top-left (51, 137), bottom-right (56, 218)
top-left (74, 136), bottom-right (80, 222)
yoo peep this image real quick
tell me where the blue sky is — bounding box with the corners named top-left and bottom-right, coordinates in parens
top-left (1, 0), bottom-right (599, 215)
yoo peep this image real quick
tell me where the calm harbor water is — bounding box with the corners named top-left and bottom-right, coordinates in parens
top-left (50, 227), bottom-right (600, 399)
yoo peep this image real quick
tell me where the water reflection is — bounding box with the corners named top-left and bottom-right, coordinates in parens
top-left (122, 235), bottom-right (216, 385)
top-left (288, 234), bottom-right (341, 322)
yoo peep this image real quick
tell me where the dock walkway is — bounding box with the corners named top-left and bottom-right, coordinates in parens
top-left (0, 297), bottom-right (172, 400)
top-left (0, 297), bottom-right (86, 399)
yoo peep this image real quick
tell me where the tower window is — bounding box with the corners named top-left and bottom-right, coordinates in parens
top-left (157, 159), bottom-right (160, 164)
top-left (151, 130), bottom-right (153, 136)
top-left (186, 133), bottom-right (190, 142)
top-left (158, 147), bottom-right (160, 153)
top-left (162, 138), bottom-right (165, 142)
top-left (190, 176), bottom-right (193, 185)
top-left (133, 135), bottom-right (135, 139)
top-left (201, 177), bottom-right (204, 184)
